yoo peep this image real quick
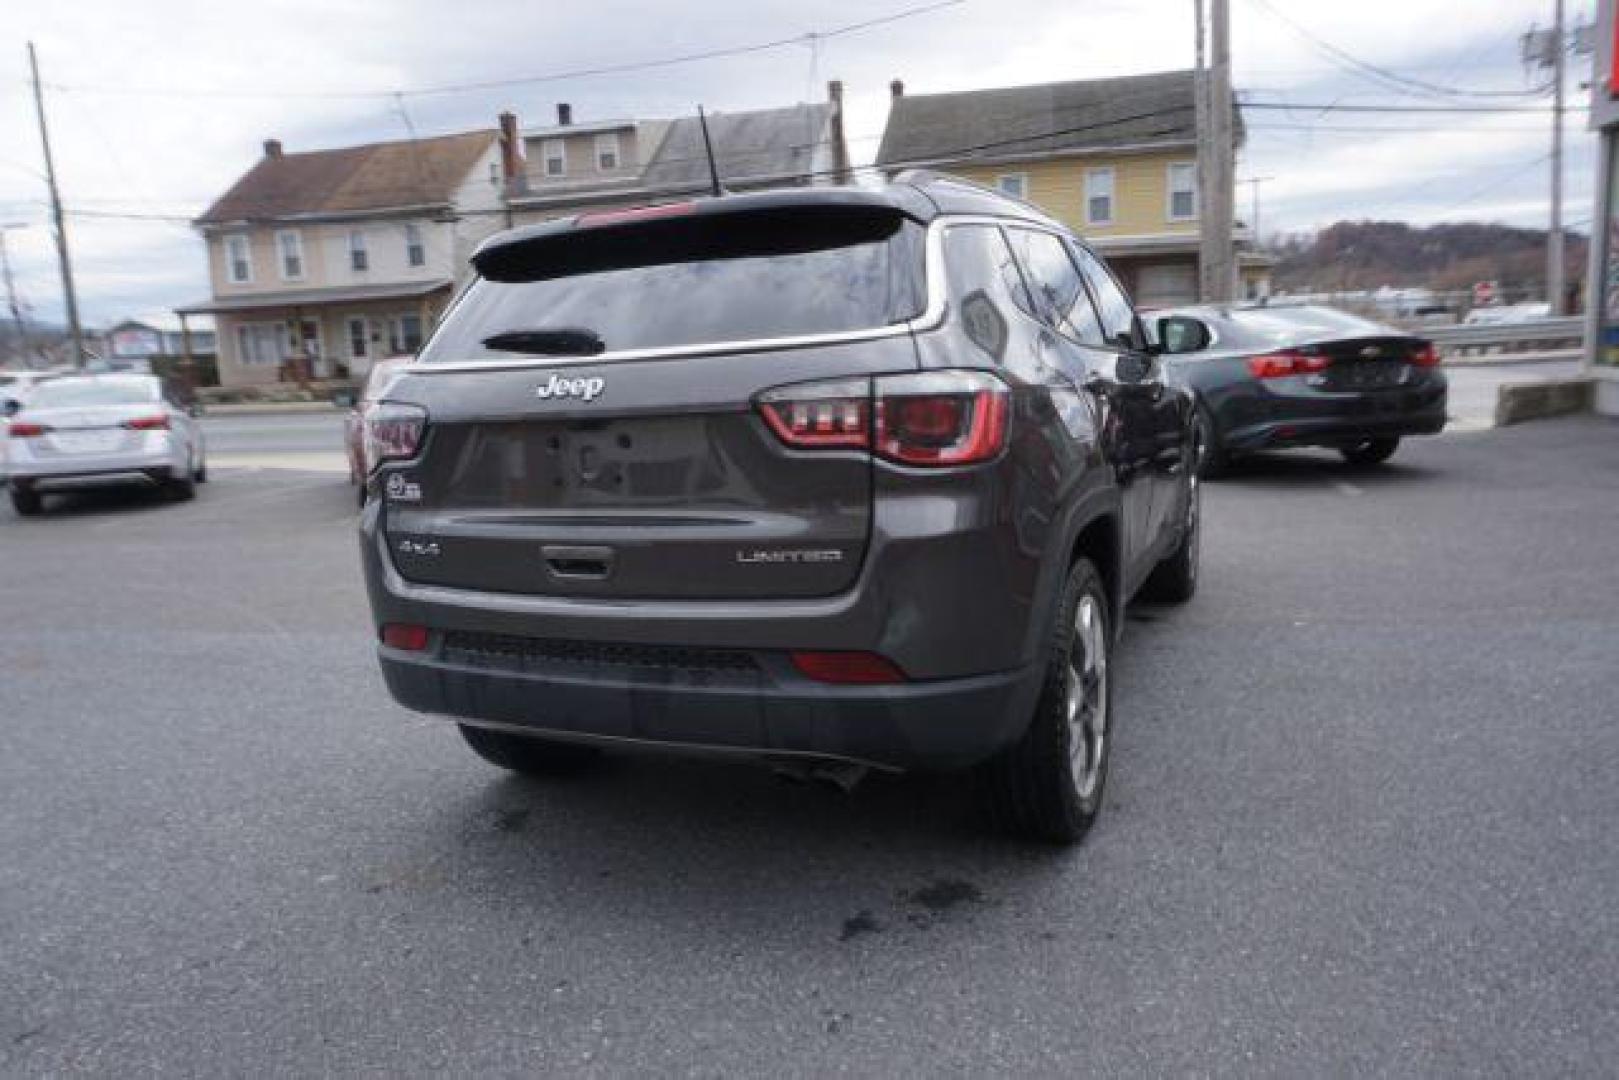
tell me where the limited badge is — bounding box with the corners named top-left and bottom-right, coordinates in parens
top-left (385, 473), bottom-right (423, 502)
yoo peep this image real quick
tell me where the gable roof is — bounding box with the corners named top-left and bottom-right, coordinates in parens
top-left (197, 129), bottom-right (497, 225)
top-left (876, 70), bottom-right (1225, 168)
top-left (641, 104), bottom-right (832, 189)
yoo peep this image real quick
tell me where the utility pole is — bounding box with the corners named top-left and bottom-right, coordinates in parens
top-left (27, 42), bottom-right (85, 369)
top-left (1548, 0), bottom-right (1567, 314)
top-left (1195, 0), bottom-right (1214, 301)
top-left (1243, 176), bottom-right (1275, 249)
top-left (1204, 0), bottom-right (1237, 302)
top-left (0, 224), bottom-right (32, 367)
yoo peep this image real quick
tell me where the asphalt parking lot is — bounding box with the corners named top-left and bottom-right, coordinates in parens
top-left (3, 415), bottom-right (1617, 1074)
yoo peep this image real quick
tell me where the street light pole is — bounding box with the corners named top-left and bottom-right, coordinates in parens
top-left (26, 42), bottom-right (85, 369)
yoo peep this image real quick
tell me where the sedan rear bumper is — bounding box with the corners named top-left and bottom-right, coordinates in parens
top-left (1220, 380), bottom-right (1447, 453)
top-left (9, 451), bottom-right (179, 489)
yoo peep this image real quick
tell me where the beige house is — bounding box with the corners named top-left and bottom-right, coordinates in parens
top-left (876, 71), bottom-right (1271, 307)
top-left (180, 129), bottom-right (509, 387)
top-left (506, 87), bottom-right (850, 227)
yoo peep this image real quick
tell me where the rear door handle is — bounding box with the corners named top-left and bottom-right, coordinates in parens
top-left (542, 544), bottom-right (614, 580)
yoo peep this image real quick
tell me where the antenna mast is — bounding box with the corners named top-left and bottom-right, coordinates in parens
top-left (697, 106), bottom-right (723, 197)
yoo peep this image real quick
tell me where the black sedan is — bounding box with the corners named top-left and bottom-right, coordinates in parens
top-left (1149, 304), bottom-right (1447, 475)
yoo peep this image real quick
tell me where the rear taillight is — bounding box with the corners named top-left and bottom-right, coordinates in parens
top-left (122, 414), bottom-right (170, 431)
top-left (756, 371), bottom-right (1010, 467)
top-left (789, 650), bottom-right (908, 685)
top-left (362, 402), bottom-right (428, 474)
top-left (1247, 351), bottom-right (1329, 379)
top-left (380, 623), bottom-right (430, 651)
top-left (7, 421), bottom-right (48, 438)
top-left (1410, 342), bottom-right (1441, 367)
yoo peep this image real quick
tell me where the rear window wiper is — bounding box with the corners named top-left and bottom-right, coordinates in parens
top-left (480, 328), bottom-right (605, 356)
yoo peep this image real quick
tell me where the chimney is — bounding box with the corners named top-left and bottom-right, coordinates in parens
top-left (497, 111), bottom-right (524, 193)
top-left (889, 79), bottom-right (905, 99)
top-left (263, 138), bottom-right (283, 159)
top-left (557, 103), bottom-right (573, 126)
top-left (827, 81), bottom-right (850, 184)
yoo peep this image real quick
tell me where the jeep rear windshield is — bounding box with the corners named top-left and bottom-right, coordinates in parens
top-left (419, 209), bottom-right (926, 362)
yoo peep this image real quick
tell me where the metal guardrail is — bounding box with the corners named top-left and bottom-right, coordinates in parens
top-left (1425, 317), bottom-right (1585, 355)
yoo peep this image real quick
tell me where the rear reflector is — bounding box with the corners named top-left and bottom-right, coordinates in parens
top-left (122, 414), bottom-right (171, 431)
top-left (381, 623), bottom-right (430, 651)
top-left (1247, 351), bottom-right (1329, 379)
top-left (577, 201), bottom-right (698, 228)
top-left (789, 650), bottom-right (908, 685)
top-left (7, 421), bottom-right (48, 438)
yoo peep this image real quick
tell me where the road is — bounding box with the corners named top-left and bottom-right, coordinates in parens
top-left (3, 415), bottom-right (1616, 1074)
top-left (192, 359), bottom-right (1586, 468)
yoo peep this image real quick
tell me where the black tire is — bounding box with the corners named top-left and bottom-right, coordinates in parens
top-left (979, 557), bottom-right (1114, 844)
top-left (165, 473), bottom-right (196, 502)
top-left (1340, 436), bottom-right (1399, 466)
top-left (458, 724), bottom-right (603, 777)
top-left (10, 485), bottom-right (43, 516)
top-left (1140, 463), bottom-right (1201, 604)
top-left (194, 456), bottom-right (208, 483)
top-left (1193, 403), bottom-right (1228, 479)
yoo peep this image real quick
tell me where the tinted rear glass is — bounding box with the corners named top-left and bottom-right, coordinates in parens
top-left (25, 377), bottom-right (158, 408)
top-left (421, 216), bottom-right (926, 362)
top-left (1226, 306), bottom-right (1394, 348)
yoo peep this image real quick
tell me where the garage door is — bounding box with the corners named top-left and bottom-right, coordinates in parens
top-left (1135, 264), bottom-right (1198, 308)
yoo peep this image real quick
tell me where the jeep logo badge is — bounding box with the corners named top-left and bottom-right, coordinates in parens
top-left (536, 374), bottom-right (606, 402)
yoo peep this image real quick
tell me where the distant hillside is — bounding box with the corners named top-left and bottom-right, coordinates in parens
top-left (1271, 221), bottom-right (1588, 300)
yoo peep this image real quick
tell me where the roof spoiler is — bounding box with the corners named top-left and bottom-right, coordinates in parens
top-left (472, 189), bottom-right (926, 284)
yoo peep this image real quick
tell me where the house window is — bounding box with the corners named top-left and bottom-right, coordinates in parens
top-left (275, 230), bottom-right (304, 281)
top-left (349, 230), bottom-right (369, 272)
top-left (543, 139), bottom-right (565, 177)
top-left (347, 316), bottom-right (370, 360)
top-left (996, 174), bottom-right (1027, 200)
top-left (1085, 168), bottom-right (1115, 227)
top-left (595, 134), bottom-right (620, 171)
top-left (234, 322), bottom-right (287, 365)
top-left (405, 223), bottom-right (425, 268)
top-left (389, 314), bottom-right (424, 354)
top-left (1168, 162), bottom-right (1198, 222)
top-left (224, 234), bottom-right (252, 284)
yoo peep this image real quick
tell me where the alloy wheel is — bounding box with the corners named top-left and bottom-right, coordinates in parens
top-left (1066, 594), bottom-right (1109, 798)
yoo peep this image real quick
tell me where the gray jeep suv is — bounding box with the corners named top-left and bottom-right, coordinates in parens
top-left (359, 173), bottom-right (1200, 843)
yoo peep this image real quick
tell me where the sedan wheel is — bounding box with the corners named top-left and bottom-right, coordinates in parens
top-left (1341, 436), bottom-right (1399, 466)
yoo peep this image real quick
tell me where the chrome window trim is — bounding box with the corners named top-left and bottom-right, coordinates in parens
top-left (410, 213), bottom-right (1055, 374)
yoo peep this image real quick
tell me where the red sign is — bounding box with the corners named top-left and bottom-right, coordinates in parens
top-left (1611, 7), bottom-right (1619, 96)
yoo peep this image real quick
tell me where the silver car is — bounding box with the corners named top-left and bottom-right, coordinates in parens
top-left (4, 373), bottom-right (207, 516)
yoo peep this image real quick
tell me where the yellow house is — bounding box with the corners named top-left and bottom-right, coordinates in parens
top-left (876, 71), bottom-right (1270, 307)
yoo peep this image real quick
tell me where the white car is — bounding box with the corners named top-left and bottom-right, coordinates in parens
top-left (4, 373), bottom-right (207, 516)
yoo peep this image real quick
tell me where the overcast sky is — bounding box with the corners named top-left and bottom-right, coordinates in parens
top-left (0, 0), bottom-right (1599, 326)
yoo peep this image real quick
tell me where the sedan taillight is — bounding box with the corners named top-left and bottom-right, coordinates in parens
top-left (7, 421), bottom-right (48, 438)
top-left (122, 414), bottom-right (171, 431)
top-left (1410, 342), bottom-right (1442, 367)
top-left (757, 371), bottom-right (1010, 467)
top-left (1247, 351), bottom-right (1329, 379)
top-left (362, 402), bottom-right (428, 474)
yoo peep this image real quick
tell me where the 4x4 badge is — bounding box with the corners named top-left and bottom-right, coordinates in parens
top-left (536, 374), bottom-right (606, 402)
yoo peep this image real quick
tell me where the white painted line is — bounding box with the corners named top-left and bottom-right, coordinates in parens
top-left (1333, 481), bottom-right (1365, 497)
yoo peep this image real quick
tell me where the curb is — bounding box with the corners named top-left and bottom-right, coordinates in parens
top-left (199, 402), bottom-right (348, 417)
top-left (1495, 377), bottom-right (1594, 426)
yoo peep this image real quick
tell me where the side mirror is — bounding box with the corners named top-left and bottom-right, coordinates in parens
top-left (1156, 315), bottom-right (1212, 355)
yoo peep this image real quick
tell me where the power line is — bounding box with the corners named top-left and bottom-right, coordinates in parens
top-left (41, 0), bottom-right (965, 102)
top-left (1244, 101), bottom-right (1583, 114)
top-left (1242, 0), bottom-right (1550, 101)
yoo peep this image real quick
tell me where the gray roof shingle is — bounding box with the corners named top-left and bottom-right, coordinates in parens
top-left (876, 70), bottom-right (1226, 167)
top-left (641, 104), bottom-right (832, 189)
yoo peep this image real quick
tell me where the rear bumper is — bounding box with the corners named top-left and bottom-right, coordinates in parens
top-left (9, 455), bottom-right (178, 490)
top-left (1220, 380), bottom-right (1447, 453)
top-left (378, 640), bottom-right (1043, 772)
